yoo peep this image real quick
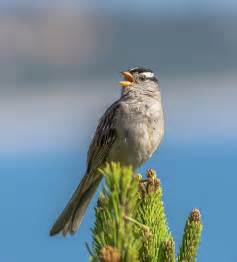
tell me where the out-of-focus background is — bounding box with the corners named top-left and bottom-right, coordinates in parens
top-left (0, 1), bottom-right (237, 261)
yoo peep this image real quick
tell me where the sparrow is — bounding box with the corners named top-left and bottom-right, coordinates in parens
top-left (50, 67), bottom-right (164, 236)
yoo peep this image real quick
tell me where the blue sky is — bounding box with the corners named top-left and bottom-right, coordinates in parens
top-left (1, 142), bottom-right (236, 261)
top-left (0, 2), bottom-right (237, 261)
top-left (0, 74), bottom-right (237, 261)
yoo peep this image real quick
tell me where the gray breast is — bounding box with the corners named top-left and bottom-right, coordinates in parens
top-left (108, 97), bottom-right (164, 169)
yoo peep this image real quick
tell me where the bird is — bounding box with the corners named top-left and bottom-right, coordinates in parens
top-left (49, 67), bottom-right (164, 236)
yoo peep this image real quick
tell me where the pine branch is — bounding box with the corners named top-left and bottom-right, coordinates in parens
top-left (178, 209), bottom-right (203, 262)
top-left (136, 169), bottom-right (172, 261)
top-left (91, 162), bottom-right (141, 262)
top-left (90, 163), bottom-right (203, 262)
top-left (163, 237), bottom-right (176, 262)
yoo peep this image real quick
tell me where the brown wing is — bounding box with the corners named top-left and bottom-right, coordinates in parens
top-left (86, 101), bottom-right (120, 175)
top-left (49, 101), bottom-right (120, 236)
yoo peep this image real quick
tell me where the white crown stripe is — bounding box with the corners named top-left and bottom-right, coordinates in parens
top-left (141, 72), bottom-right (154, 78)
top-left (129, 67), bottom-right (138, 71)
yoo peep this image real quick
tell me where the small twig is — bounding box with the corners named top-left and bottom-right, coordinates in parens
top-left (123, 214), bottom-right (150, 231)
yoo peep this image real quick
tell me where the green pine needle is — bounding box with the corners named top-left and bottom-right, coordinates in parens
top-left (91, 162), bottom-right (141, 262)
top-left (163, 237), bottom-right (176, 262)
top-left (178, 209), bottom-right (203, 262)
top-left (90, 163), bottom-right (203, 262)
top-left (136, 169), bottom-right (171, 262)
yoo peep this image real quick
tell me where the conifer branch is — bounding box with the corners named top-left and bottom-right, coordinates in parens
top-left (178, 209), bottom-right (203, 262)
top-left (136, 169), bottom-right (171, 261)
top-left (163, 237), bottom-right (176, 262)
top-left (90, 163), bottom-right (203, 262)
top-left (91, 162), bottom-right (141, 262)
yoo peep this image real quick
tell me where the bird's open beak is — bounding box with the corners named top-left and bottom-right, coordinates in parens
top-left (119, 71), bottom-right (134, 87)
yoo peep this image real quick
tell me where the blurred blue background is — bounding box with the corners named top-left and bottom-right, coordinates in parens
top-left (0, 1), bottom-right (237, 261)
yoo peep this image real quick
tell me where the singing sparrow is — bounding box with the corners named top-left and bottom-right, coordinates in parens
top-left (50, 67), bottom-right (164, 236)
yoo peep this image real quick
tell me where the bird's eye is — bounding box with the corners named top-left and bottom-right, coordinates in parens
top-left (139, 75), bottom-right (146, 81)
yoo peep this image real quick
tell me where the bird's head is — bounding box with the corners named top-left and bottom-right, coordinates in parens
top-left (119, 67), bottom-right (158, 93)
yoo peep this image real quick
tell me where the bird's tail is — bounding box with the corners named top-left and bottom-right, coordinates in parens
top-left (49, 172), bottom-right (102, 236)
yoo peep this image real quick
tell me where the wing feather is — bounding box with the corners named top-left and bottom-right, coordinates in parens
top-left (86, 102), bottom-right (120, 175)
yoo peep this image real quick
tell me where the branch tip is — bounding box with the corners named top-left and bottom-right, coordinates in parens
top-left (190, 208), bottom-right (201, 222)
top-left (99, 245), bottom-right (121, 262)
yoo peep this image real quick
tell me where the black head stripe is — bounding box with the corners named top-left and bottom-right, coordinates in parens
top-left (128, 67), bottom-right (153, 74)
